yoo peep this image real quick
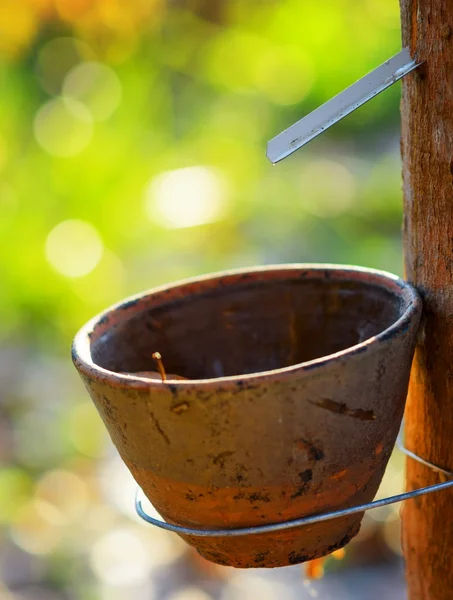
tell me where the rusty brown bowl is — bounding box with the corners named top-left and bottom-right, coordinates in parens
top-left (72, 264), bottom-right (421, 568)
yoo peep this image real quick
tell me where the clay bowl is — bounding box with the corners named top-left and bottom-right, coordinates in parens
top-left (72, 264), bottom-right (421, 568)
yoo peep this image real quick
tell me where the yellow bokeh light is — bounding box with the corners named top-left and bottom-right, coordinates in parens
top-left (99, 457), bottom-right (138, 521)
top-left (35, 469), bottom-right (89, 524)
top-left (45, 219), bottom-right (104, 278)
top-left (226, 574), bottom-right (288, 600)
top-left (95, 0), bottom-right (163, 35)
top-left (90, 527), bottom-right (153, 586)
top-left (138, 525), bottom-right (185, 570)
top-left (72, 249), bottom-right (126, 307)
top-left (63, 61), bottom-right (122, 121)
top-left (99, 582), bottom-right (156, 600)
top-left (168, 588), bottom-right (213, 600)
top-left (0, 467), bottom-right (33, 524)
top-left (54, 0), bottom-right (94, 22)
top-left (0, 0), bottom-right (37, 58)
top-left (98, 459), bottom-right (186, 562)
top-left (34, 97), bottom-right (93, 157)
top-left (145, 166), bottom-right (227, 229)
top-left (11, 499), bottom-right (62, 555)
top-left (27, 0), bottom-right (54, 17)
top-left (66, 401), bottom-right (107, 456)
top-left (0, 583), bottom-right (15, 600)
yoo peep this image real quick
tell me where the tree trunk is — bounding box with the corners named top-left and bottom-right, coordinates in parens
top-left (400, 1), bottom-right (453, 598)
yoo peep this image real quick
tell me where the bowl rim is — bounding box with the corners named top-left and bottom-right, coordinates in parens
top-left (72, 263), bottom-right (422, 389)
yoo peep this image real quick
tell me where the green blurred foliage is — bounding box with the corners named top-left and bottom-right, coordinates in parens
top-left (1, 0), bottom-right (404, 349)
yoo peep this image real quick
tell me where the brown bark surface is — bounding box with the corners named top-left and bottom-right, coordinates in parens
top-left (400, 1), bottom-right (453, 598)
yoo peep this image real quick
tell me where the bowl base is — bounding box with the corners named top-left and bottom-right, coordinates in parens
top-left (181, 515), bottom-right (362, 568)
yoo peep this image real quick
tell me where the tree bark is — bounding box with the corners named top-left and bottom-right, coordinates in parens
top-left (400, 1), bottom-right (453, 598)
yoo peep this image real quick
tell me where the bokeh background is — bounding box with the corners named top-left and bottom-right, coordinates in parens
top-left (1, 0), bottom-right (410, 598)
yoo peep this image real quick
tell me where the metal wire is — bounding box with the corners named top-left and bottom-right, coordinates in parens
top-left (396, 430), bottom-right (453, 478)
top-left (135, 429), bottom-right (453, 538)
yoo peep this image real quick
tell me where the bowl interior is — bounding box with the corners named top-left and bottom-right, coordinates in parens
top-left (89, 271), bottom-right (406, 380)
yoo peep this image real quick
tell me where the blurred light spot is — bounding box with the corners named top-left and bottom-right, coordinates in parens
top-left (35, 469), bottom-right (89, 524)
top-left (99, 582), bottom-right (155, 600)
top-left (66, 401), bottom-right (107, 456)
top-left (0, 468), bottom-right (33, 523)
top-left (96, 0), bottom-right (131, 29)
top-left (45, 219), bottom-right (103, 278)
top-left (28, 0), bottom-right (54, 17)
top-left (225, 575), bottom-right (289, 600)
top-left (0, 0), bottom-right (37, 58)
top-left (255, 47), bottom-right (314, 105)
top-left (90, 527), bottom-right (152, 586)
top-left (300, 160), bottom-right (356, 217)
top-left (376, 456), bottom-right (404, 500)
top-left (34, 97), bottom-right (93, 157)
top-left (36, 37), bottom-right (95, 96)
top-left (100, 457), bottom-right (138, 520)
top-left (98, 459), bottom-right (185, 568)
top-left (145, 166), bottom-right (227, 229)
top-left (99, 461), bottom-right (185, 566)
top-left (0, 582), bottom-right (15, 600)
top-left (331, 547), bottom-right (346, 560)
top-left (73, 249), bottom-right (126, 307)
top-left (141, 526), bottom-right (185, 570)
top-left (303, 579), bottom-right (319, 598)
top-left (63, 62), bottom-right (122, 121)
top-left (82, 504), bottom-right (119, 539)
top-left (96, 0), bottom-right (156, 35)
top-left (55, 0), bottom-right (93, 22)
top-left (169, 588), bottom-right (213, 600)
top-left (11, 499), bottom-right (62, 555)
